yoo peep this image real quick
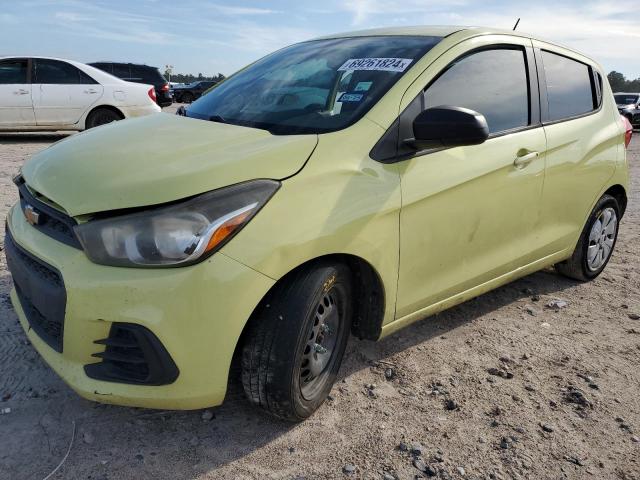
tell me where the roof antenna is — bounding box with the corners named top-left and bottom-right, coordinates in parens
top-left (512, 18), bottom-right (520, 31)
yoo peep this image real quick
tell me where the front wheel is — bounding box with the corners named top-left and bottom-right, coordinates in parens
top-left (555, 194), bottom-right (620, 281)
top-left (241, 261), bottom-right (352, 421)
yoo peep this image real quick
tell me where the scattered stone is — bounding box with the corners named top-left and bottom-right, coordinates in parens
top-left (525, 385), bottom-right (536, 392)
top-left (398, 441), bottom-right (409, 452)
top-left (383, 474), bottom-right (396, 480)
top-left (1, 393), bottom-right (11, 402)
top-left (564, 456), bottom-right (584, 466)
top-left (288, 447), bottom-right (295, 453)
top-left (500, 437), bottom-right (511, 449)
top-left (522, 353), bottom-right (531, 360)
top-left (631, 436), bottom-right (639, 443)
top-left (342, 464), bottom-right (356, 475)
top-left (540, 322), bottom-right (551, 329)
top-left (201, 410), bottom-right (214, 421)
top-left (524, 305), bottom-right (537, 316)
top-left (577, 373), bottom-right (594, 383)
top-left (189, 436), bottom-right (199, 447)
top-left (83, 432), bottom-right (94, 445)
top-left (540, 423), bottom-right (554, 433)
top-left (135, 454), bottom-right (144, 461)
top-left (384, 368), bottom-right (395, 380)
top-left (565, 387), bottom-right (591, 408)
top-left (457, 466), bottom-right (466, 476)
top-left (413, 458), bottom-right (427, 472)
top-left (628, 313), bottom-right (640, 320)
top-left (424, 464), bottom-right (437, 477)
top-left (487, 368), bottom-right (514, 379)
top-left (531, 294), bottom-right (541, 302)
top-left (410, 442), bottom-right (424, 456)
top-left (445, 399), bottom-right (460, 411)
top-left (547, 299), bottom-right (569, 310)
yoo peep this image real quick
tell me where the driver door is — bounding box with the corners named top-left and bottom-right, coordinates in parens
top-left (394, 37), bottom-right (548, 318)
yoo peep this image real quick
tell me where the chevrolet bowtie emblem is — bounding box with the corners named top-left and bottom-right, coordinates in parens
top-left (24, 204), bottom-right (41, 226)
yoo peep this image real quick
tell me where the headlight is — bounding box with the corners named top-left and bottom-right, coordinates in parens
top-left (74, 180), bottom-right (279, 267)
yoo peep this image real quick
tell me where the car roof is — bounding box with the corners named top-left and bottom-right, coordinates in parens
top-left (90, 62), bottom-right (160, 69)
top-left (312, 25), bottom-right (585, 58)
top-left (0, 55), bottom-right (129, 85)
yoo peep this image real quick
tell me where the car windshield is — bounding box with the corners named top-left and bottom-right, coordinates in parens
top-left (615, 94), bottom-right (639, 105)
top-left (185, 36), bottom-right (441, 134)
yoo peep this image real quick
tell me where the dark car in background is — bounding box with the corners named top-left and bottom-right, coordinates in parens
top-left (171, 80), bottom-right (216, 103)
top-left (615, 92), bottom-right (640, 127)
top-left (89, 62), bottom-right (172, 107)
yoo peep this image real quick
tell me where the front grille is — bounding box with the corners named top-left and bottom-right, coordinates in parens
top-left (85, 323), bottom-right (179, 386)
top-left (4, 229), bottom-right (66, 352)
top-left (14, 176), bottom-right (82, 249)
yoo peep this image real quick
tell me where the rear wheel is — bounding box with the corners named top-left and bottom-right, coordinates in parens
top-left (182, 92), bottom-right (194, 103)
top-left (85, 108), bottom-right (122, 129)
top-left (555, 194), bottom-right (620, 281)
top-left (241, 261), bottom-right (352, 421)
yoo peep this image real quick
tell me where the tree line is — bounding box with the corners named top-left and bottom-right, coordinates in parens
top-left (164, 70), bottom-right (225, 84)
top-left (607, 72), bottom-right (640, 92)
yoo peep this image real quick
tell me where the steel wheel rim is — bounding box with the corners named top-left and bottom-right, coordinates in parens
top-left (587, 207), bottom-right (617, 271)
top-left (300, 289), bottom-right (341, 400)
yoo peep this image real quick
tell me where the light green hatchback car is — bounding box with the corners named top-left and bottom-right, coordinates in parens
top-left (5, 26), bottom-right (631, 421)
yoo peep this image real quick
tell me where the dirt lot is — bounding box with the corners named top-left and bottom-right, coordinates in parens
top-left (0, 110), bottom-right (638, 480)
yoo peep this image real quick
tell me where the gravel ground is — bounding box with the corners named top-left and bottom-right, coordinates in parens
top-left (0, 109), bottom-right (638, 480)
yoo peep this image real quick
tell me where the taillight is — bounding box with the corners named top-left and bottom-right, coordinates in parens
top-left (622, 115), bottom-right (633, 149)
top-left (161, 83), bottom-right (170, 92)
top-left (148, 87), bottom-right (157, 103)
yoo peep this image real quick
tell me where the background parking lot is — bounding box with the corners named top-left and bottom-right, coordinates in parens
top-left (0, 112), bottom-right (638, 479)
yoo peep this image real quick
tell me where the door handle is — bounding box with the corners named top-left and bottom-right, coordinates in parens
top-left (13, 89), bottom-right (29, 95)
top-left (514, 151), bottom-right (539, 169)
top-left (84, 89), bottom-right (98, 94)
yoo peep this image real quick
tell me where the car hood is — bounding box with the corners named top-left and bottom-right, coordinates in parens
top-left (22, 114), bottom-right (317, 217)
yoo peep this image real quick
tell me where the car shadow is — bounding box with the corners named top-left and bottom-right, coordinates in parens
top-left (0, 267), bottom-right (580, 479)
top-left (0, 132), bottom-right (73, 144)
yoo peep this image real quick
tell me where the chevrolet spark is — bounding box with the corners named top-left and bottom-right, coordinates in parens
top-left (5, 26), bottom-right (631, 421)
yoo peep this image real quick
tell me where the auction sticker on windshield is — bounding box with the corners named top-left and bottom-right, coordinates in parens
top-left (338, 58), bottom-right (413, 72)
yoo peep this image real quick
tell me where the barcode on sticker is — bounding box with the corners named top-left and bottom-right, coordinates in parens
top-left (338, 58), bottom-right (413, 72)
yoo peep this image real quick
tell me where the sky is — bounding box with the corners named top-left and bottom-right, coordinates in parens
top-left (1, 0), bottom-right (639, 79)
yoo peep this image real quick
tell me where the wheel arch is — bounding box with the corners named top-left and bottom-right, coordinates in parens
top-left (231, 253), bottom-right (386, 367)
top-left (82, 104), bottom-right (125, 129)
top-left (604, 184), bottom-right (627, 217)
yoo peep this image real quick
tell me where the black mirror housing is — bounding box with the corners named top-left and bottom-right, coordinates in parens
top-left (410, 105), bottom-right (489, 150)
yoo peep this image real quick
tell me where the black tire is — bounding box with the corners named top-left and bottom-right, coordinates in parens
top-left (86, 108), bottom-right (122, 129)
top-left (241, 261), bottom-right (352, 421)
top-left (555, 194), bottom-right (620, 281)
top-left (182, 92), bottom-right (194, 103)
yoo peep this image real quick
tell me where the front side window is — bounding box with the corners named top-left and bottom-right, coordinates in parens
top-left (541, 51), bottom-right (595, 121)
top-left (33, 59), bottom-right (96, 85)
top-left (423, 48), bottom-right (530, 134)
top-left (0, 59), bottom-right (28, 84)
top-left (186, 36), bottom-right (442, 134)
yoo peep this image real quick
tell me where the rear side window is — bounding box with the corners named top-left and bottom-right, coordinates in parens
top-left (34, 59), bottom-right (96, 84)
top-left (113, 64), bottom-right (131, 78)
top-left (541, 51), bottom-right (595, 121)
top-left (130, 65), bottom-right (164, 85)
top-left (423, 48), bottom-right (530, 133)
top-left (0, 59), bottom-right (28, 84)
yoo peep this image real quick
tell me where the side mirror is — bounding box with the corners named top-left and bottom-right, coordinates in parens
top-left (409, 105), bottom-right (489, 150)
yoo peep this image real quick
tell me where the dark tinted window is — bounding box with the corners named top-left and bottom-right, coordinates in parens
top-left (615, 94), bottom-right (639, 105)
top-left (541, 51), bottom-right (595, 121)
top-left (34, 59), bottom-right (96, 84)
top-left (90, 62), bottom-right (112, 74)
top-left (423, 48), bottom-right (529, 133)
top-left (0, 59), bottom-right (28, 84)
top-left (130, 65), bottom-right (164, 85)
top-left (113, 63), bottom-right (131, 78)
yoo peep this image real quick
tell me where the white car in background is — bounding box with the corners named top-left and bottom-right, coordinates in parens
top-left (0, 56), bottom-right (161, 131)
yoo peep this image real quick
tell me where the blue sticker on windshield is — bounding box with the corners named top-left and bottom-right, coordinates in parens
top-left (354, 81), bottom-right (372, 92)
top-left (339, 92), bottom-right (364, 102)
